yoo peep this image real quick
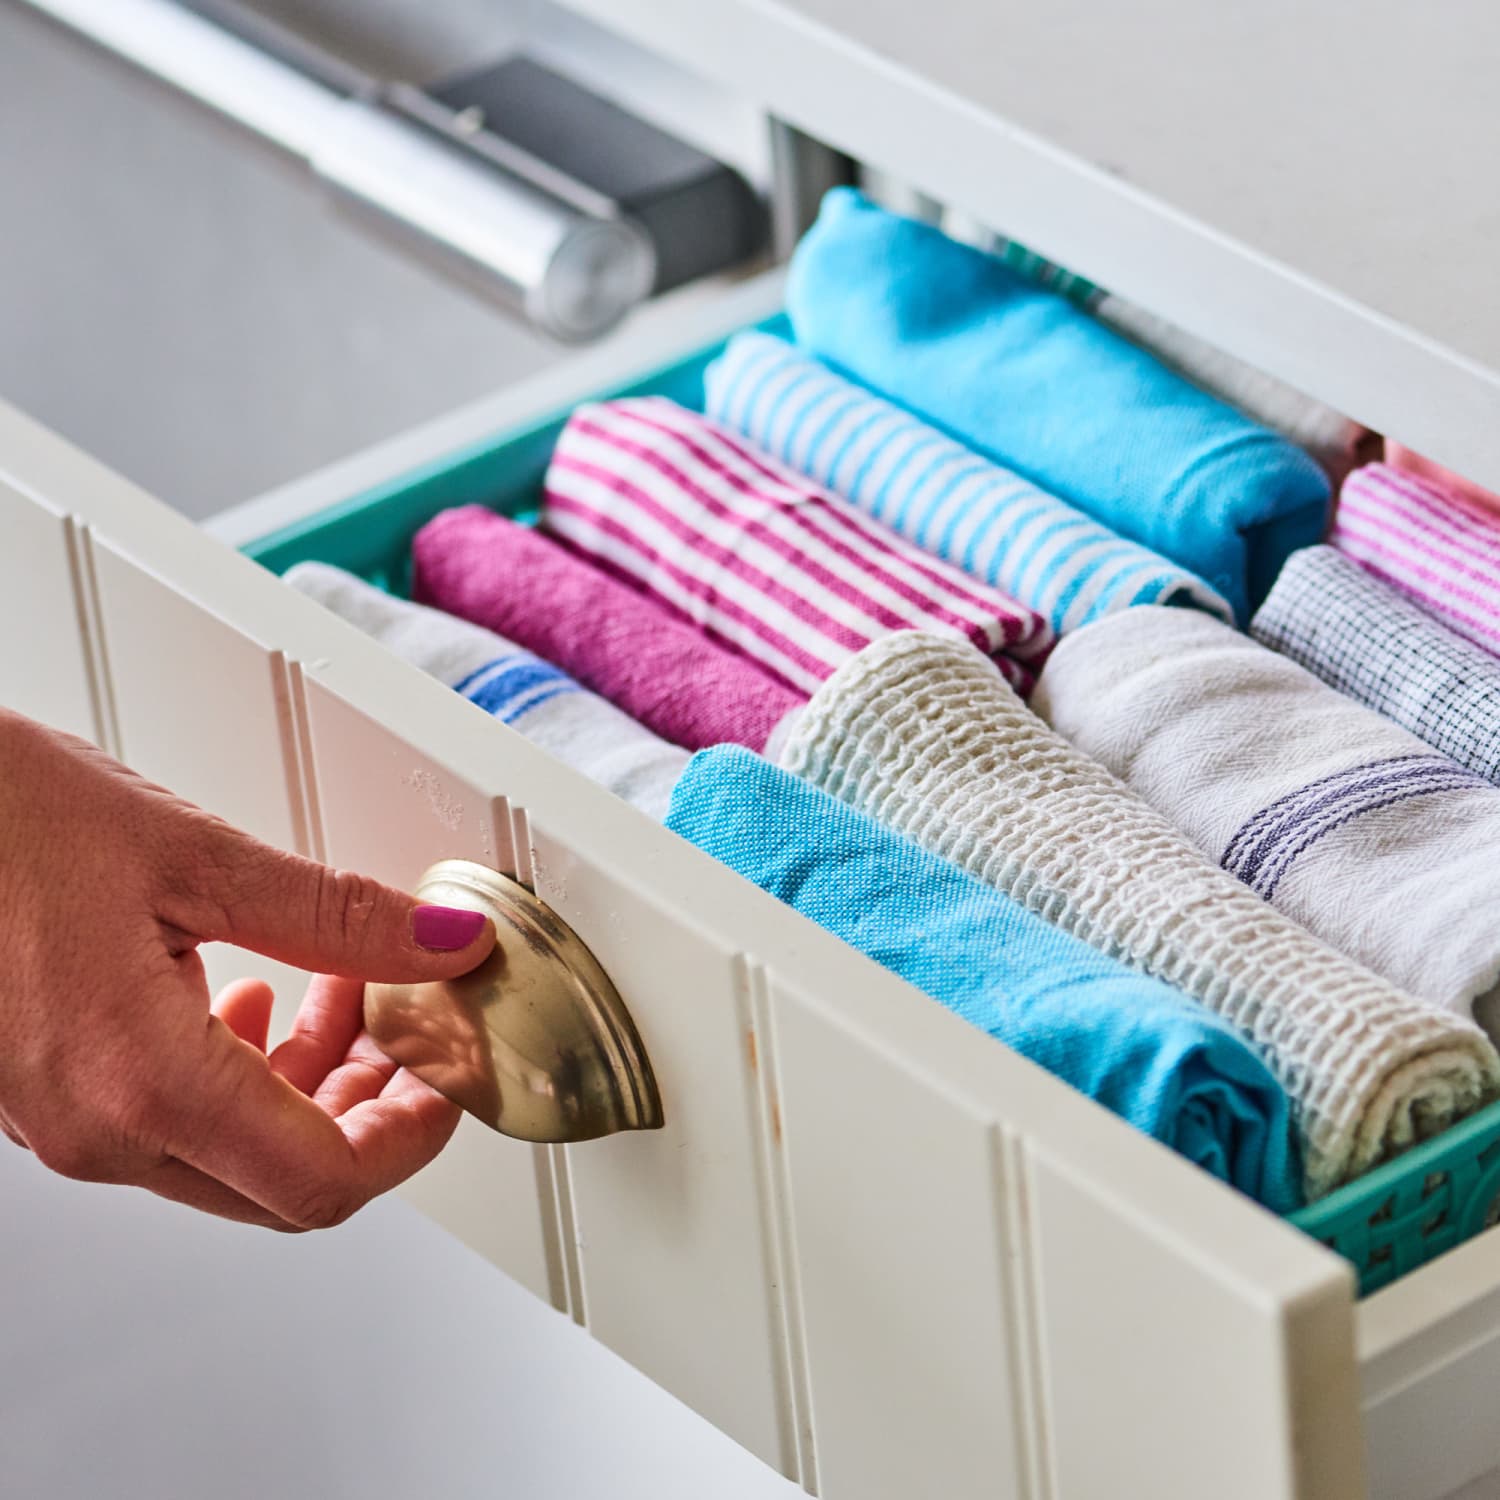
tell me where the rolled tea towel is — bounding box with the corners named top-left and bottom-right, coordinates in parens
top-left (779, 629), bottom-right (1500, 1200)
top-left (667, 744), bottom-right (1301, 1210)
top-left (1094, 299), bottom-right (1374, 485)
top-left (1333, 463), bottom-right (1500, 658)
top-left (1386, 441), bottom-right (1500, 514)
top-left (703, 330), bottom-right (1232, 633)
top-left (541, 396), bottom-right (1053, 694)
top-left (786, 188), bottom-right (1332, 623)
top-left (285, 561), bottom-right (689, 819)
top-left (993, 237), bottom-right (1372, 483)
top-left (411, 506), bottom-right (803, 753)
top-left (1252, 546), bottom-right (1500, 786)
top-left (1032, 605), bottom-right (1500, 1031)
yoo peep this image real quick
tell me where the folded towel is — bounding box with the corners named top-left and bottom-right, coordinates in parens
top-left (1094, 299), bottom-right (1374, 485)
top-left (411, 507), bottom-right (802, 753)
top-left (1386, 441), bottom-right (1500, 514)
top-left (778, 630), bottom-right (1500, 1200)
top-left (1333, 463), bottom-right (1500, 658)
top-left (994, 238), bottom-right (1372, 483)
top-left (1252, 546), bottom-right (1500, 787)
top-left (785, 188), bottom-right (1332, 623)
top-left (702, 331), bottom-right (1232, 633)
top-left (285, 561), bottom-right (690, 819)
top-left (541, 396), bottom-right (1053, 694)
top-left (995, 235), bottom-right (1102, 307)
top-left (666, 745), bottom-right (1301, 1211)
top-left (1033, 605), bottom-right (1500, 1030)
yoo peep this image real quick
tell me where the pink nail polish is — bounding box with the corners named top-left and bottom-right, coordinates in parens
top-left (413, 904), bottom-right (487, 952)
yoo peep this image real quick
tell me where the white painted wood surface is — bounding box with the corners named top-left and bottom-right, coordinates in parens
top-left (0, 479), bottom-right (102, 743)
top-left (554, 0), bottom-right (1500, 495)
top-left (0, 390), bottom-right (1377, 1495)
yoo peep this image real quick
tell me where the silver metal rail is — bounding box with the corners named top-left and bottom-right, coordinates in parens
top-left (18, 0), bottom-right (656, 341)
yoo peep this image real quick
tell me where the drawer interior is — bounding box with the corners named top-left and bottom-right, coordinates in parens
top-left (246, 314), bottom-right (789, 591)
top-left (242, 309), bottom-right (1500, 1302)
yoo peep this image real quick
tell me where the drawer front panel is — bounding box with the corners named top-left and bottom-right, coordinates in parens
top-left (301, 677), bottom-right (559, 1306)
top-left (0, 380), bottom-right (1374, 1496)
top-left (89, 538), bottom-right (304, 851)
top-left (769, 984), bottom-right (1037, 1498)
top-left (0, 480), bottom-right (101, 741)
top-left (534, 838), bottom-right (793, 1474)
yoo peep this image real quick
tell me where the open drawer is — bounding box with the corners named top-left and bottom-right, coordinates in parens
top-left (8, 267), bottom-right (1500, 1500)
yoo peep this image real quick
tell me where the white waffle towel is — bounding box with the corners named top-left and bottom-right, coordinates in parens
top-left (779, 629), bottom-right (1500, 1200)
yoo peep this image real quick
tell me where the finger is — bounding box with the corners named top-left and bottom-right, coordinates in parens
top-left (158, 817), bottom-right (495, 982)
top-left (135, 1158), bottom-right (294, 1231)
top-left (335, 1068), bottom-right (462, 1178)
top-left (268, 974), bottom-right (367, 1096)
top-left (170, 1024), bottom-right (460, 1229)
top-left (211, 979), bottom-right (276, 1053)
top-left (312, 1032), bottom-right (399, 1117)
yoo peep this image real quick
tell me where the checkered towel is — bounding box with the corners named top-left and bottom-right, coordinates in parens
top-left (1251, 546), bottom-right (1500, 786)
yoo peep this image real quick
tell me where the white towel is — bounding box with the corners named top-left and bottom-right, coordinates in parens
top-left (285, 562), bottom-right (690, 820)
top-left (779, 630), bottom-right (1500, 1200)
top-left (1033, 606), bottom-right (1500, 1031)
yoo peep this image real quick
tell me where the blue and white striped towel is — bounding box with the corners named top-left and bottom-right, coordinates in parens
top-left (704, 330), bottom-right (1232, 634)
top-left (285, 562), bottom-right (690, 819)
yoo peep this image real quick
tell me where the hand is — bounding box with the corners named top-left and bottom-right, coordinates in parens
top-left (0, 708), bottom-right (496, 1230)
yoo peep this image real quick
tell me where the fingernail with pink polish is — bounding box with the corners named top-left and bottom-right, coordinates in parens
top-left (413, 905), bottom-right (487, 952)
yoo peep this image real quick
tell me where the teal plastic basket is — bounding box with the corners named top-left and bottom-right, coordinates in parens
top-left (1291, 1100), bottom-right (1500, 1293)
top-left (244, 314), bottom-right (1500, 1297)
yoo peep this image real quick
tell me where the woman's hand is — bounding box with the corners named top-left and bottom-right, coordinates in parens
top-left (0, 708), bottom-right (495, 1230)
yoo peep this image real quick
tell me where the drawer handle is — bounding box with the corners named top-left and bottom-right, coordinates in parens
top-left (365, 860), bottom-right (663, 1143)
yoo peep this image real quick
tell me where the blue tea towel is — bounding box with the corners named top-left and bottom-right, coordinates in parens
top-left (785, 188), bottom-right (1331, 622)
top-left (704, 330), bottom-right (1232, 633)
top-left (665, 745), bottom-right (1301, 1211)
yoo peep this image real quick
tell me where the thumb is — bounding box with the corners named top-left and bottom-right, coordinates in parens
top-left (162, 818), bottom-right (495, 982)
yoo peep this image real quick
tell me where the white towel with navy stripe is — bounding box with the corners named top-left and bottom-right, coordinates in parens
top-left (1033, 605), bottom-right (1500, 1034)
top-left (703, 330), bottom-right (1232, 635)
top-left (285, 563), bottom-right (689, 819)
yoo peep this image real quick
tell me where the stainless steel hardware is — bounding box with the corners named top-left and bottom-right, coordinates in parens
top-left (19, 0), bottom-right (657, 341)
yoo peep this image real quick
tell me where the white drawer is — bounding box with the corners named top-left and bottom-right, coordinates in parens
top-left (8, 268), bottom-right (1500, 1500)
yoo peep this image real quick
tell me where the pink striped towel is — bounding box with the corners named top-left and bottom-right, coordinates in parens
top-left (541, 398), bottom-right (1054, 694)
top-left (1333, 462), bottom-right (1500, 658)
top-left (1385, 442), bottom-right (1500, 515)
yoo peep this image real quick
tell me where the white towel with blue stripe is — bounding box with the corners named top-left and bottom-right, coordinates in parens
top-left (285, 562), bottom-right (689, 819)
top-left (703, 330), bottom-right (1232, 634)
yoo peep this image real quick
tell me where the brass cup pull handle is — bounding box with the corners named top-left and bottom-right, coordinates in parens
top-left (365, 860), bottom-right (664, 1143)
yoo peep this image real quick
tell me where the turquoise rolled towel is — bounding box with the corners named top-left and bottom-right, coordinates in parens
top-left (665, 743), bottom-right (1301, 1211)
top-left (786, 188), bottom-right (1331, 622)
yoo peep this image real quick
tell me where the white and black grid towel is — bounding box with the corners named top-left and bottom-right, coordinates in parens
top-left (1251, 545), bottom-right (1500, 786)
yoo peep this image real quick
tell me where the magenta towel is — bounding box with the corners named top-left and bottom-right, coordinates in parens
top-left (540, 397), bottom-right (1055, 695)
top-left (410, 507), bottom-right (803, 752)
top-left (1333, 463), bottom-right (1500, 659)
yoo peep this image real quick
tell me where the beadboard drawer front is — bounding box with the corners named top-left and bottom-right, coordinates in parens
top-left (0, 390), bottom-right (1376, 1499)
top-left (0, 479), bottom-right (102, 743)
